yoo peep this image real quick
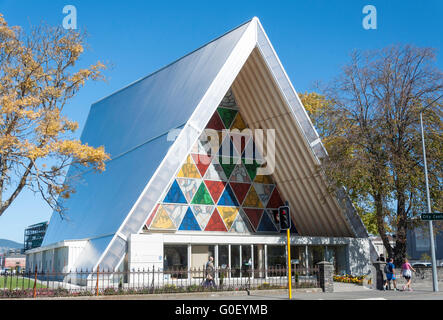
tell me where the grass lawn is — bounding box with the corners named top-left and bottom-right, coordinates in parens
top-left (0, 276), bottom-right (46, 289)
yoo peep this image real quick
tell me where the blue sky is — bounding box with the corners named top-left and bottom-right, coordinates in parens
top-left (0, 0), bottom-right (442, 243)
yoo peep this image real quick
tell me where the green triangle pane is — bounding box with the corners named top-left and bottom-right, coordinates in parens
top-left (217, 107), bottom-right (238, 129)
top-left (191, 182), bottom-right (214, 205)
top-left (242, 158), bottom-right (261, 181)
top-left (219, 156), bottom-right (238, 179)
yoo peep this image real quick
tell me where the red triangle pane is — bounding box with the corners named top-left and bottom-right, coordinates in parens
top-left (243, 208), bottom-right (264, 231)
top-left (206, 111), bottom-right (225, 131)
top-left (204, 208), bottom-right (227, 231)
top-left (267, 187), bottom-right (284, 208)
top-left (204, 180), bottom-right (226, 203)
top-left (229, 182), bottom-right (251, 205)
top-left (145, 204), bottom-right (160, 228)
top-left (192, 154), bottom-right (212, 177)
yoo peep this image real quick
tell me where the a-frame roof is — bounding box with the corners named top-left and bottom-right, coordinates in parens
top-left (41, 17), bottom-right (371, 270)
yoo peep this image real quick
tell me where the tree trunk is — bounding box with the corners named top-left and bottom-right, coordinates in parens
top-left (374, 192), bottom-right (393, 258)
top-left (394, 189), bottom-right (408, 266)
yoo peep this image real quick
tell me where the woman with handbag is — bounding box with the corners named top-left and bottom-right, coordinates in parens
top-left (401, 259), bottom-right (416, 291)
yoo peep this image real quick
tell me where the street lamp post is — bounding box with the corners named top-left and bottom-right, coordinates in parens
top-left (420, 111), bottom-right (438, 292)
top-left (418, 94), bottom-right (442, 292)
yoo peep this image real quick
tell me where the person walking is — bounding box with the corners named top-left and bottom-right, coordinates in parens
top-left (205, 256), bottom-right (215, 287)
top-left (401, 259), bottom-right (416, 291)
top-left (385, 258), bottom-right (398, 291)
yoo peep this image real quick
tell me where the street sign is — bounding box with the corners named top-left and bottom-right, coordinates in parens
top-left (421, 213), bottom-right (443, 221)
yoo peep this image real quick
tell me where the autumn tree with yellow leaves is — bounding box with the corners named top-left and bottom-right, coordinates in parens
top-left (0, 15), bottom-right (109, 217)
top-left (300, 45), bottom-right (443, 265)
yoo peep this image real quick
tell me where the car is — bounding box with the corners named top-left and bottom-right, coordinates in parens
top-left (0, 268), bottom-right (6, 275)
top-left (412, 262), bottom-right (432, 267)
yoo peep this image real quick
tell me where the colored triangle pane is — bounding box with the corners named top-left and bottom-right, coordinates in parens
top-left (179, 207), bottom-right (201, 231)
top-left (176, 178), bottom-right (201, 203)
top-left (163, 204), bottom-right (188, 228)
top-left (191, 205), bottom-right (214, 230)
top-left (242, 158), bottom-right (261, 182)
top-left (242, 185), bottom-right (264, 208)
top-left (230, 112), bottom-right (247, 130)
top-left (191, 182), bottom-right (214, 205)
top-left (150, 205), bottom-right (176, 230)
top-left (217, 206), bottom-right (239, 231)
top-left (243, 208), bottom-right (264, 231)
top-left (219, 89), bottom-right (239, 110)
top-left (217, 183), bottom-right (239, 206)
top-left (253, 183), bottom-right (275, 207)
top-left (217, 107), bottom-right (238, 129)
top-left (229, 163), bottom-right (251, 183)
top-left (192, 154), bottom-right (212, 177)
top-left (229, 209), bottom-right (251, 233)
top-left (206, 111), bottom-right (225, 130)
top-left (229, 182), bottom-right (251, 205)
top-left (145, 204), bottom-right (159, 228)
top-left (204, 180), bottom-right (226, 203)
top-left (204, 208), bottom-right (227, 231)
top-left (177, 155), bottom-right (201, 178)
top-left (267, 188), bottom-right (285, 208)
top-left (257, 210), bottom-right (278, 232)
top-left (203, 161), bottom-right (228, 181)
top-left (219, 156), bottom-right (238, 179)
top-left (163, 180), bottom-right (188, 204)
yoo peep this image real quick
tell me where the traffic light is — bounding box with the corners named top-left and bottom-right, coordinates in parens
top-left (278, 205), bottom-right (291, 230)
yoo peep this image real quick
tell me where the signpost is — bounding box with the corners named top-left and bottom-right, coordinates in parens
top-left (421, 213), bottom-right (443, 221)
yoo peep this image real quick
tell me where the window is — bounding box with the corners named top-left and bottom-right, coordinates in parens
top-left (230, 245), bottom-right (240, 277)
top-left (164, 245), bottom-right (188, 273)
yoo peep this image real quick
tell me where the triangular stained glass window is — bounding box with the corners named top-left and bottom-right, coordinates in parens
top-left (179, 207), bottom-right (201, 231)
top-left (217, 107), bottom-right (238, 129)
top-left (150, 205), bottom-right (176, 230)
top-left (243, 208), bottom-right (264, 231)
top-left (242, 185), bottom-right (264, 208)
top-left (204, 208), bottom-right (227, 231)
top-left (163, 180), bottom-right (188, 204)
top-left (177, 155), bottom-right (201, 179)
top-left (217, 206), bottom-right (238, 231)
top-left (256, 210), bottom-right (278, 232)
top-left (217, 183), bottom-right (239, 207)
top-left (229, 182), bottom-right (251, 205)
top-left (191, 182), bottom-right (214, 205)
top-left (204, 180), bottom-right (226, 204)
top-left (176, 178), bottom-right (201, 204)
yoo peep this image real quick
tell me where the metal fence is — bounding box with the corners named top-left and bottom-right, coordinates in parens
top-left (0, 265), bottom-right (319, 298)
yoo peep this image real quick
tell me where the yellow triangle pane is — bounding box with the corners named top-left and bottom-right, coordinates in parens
top-left (254, 174), bottom-right (273, 184)
top-left (231, 112), bottom-right (247, 130)
top-left (150, 205), bottom-right (175, 229)
top-left (177, 155), bottom-right (201, 178)
top-left (243, 185), bottom-right (264, 208)
top-left (217, 206), bottom-right (239, 231)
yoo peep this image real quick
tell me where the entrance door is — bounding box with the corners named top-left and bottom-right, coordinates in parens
top-left (191, 245), bottom-right (209, 272)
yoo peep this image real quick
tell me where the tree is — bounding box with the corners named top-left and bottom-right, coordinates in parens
top-left (300, 45), bottom-right (443, 265)
top-left (0, 14), bottom-right (109, 217)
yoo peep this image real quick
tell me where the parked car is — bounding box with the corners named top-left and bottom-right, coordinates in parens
top-left (0, 268), bottom-right (6, 275)
top-left (412, 262), bottom-right (432, 267)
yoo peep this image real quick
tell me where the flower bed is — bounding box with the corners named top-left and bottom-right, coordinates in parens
top-left (333, 274), bottom-right (365, 285)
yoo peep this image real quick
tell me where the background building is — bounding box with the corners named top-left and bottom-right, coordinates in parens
top-left (24, 222), bottom-right (48, 251)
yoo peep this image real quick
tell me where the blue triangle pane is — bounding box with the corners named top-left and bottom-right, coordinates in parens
top-left (163, 180), bottom-right (188, 204)
top-left (217, 184), bottom-right (239, 206)
top-left (179, 207), bottom-right (201, 231)
top-left (257, 211), bottom-right (278, 232)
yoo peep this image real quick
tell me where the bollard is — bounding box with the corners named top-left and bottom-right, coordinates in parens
top-left (33, 266), bottom-right (37, 298)
top-left (96, 265), bottom-right (99, 296)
